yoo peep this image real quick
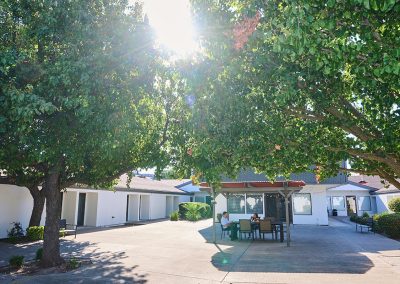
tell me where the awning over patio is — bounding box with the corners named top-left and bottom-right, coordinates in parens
top-left (202, 180), bottom-right (306, 247)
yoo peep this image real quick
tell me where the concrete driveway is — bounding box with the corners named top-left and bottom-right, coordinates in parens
top-left (0, 218), bottom-right (399, 283)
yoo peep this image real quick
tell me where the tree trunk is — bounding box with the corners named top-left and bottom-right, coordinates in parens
top-left (41, 168), bottom-right (64, 267)
top-left (28, 185), bottom-right (45, 227)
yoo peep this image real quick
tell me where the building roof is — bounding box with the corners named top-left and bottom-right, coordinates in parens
top-left (114, 175), bottom-right (190, 195)
top-left (348, 175), bottom-right (400, 195)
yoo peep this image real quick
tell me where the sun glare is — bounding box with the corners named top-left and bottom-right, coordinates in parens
top-left (144, 0), bottom-right (198, 57)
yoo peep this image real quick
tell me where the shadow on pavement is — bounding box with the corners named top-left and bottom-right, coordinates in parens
top-left (199, 224), bottom-right (378, 274)
top-left (1, 240), bottom-right (148, 283)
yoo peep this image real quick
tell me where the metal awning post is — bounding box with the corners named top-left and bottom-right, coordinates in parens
top-left (212, 187), bottom-right (217, 244)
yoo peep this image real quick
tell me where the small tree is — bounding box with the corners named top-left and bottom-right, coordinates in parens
top-left (388, 198), bottom-right (400, 213)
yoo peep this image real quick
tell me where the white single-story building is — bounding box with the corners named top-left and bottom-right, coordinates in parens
top-left (207, 170), bottom-right (399, 226)
top-left (0, 175), bottom-right (191, 238)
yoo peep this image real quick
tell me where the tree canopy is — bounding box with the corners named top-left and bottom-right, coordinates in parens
top-left (175, 0), bottom-right (400, 187)
top-left (0, 0), bottom-right (185, 266)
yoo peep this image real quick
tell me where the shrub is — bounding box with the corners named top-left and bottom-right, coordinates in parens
top-left (26, 226), bottom-right (44, 241)
top-left (184, 203), bottom-right (202, 221)
top-left (7, 222), bottom-right (24, 243)
top-left (9, 255), bottom-right (24, 268)
top-left (178, 202), bottom-right (212, 221)
top-left (35, 248), bottom-right (43, 260)
top-left (362, 212), bottom-right (370, 218)
top-left (66, 257), bottom-right (80, 270)
top-left (375, 213), bottom-right (400, 239)
top-left (388, 197), bottom-right (400, 213)
top-left (373, 212), bottom-right (389, 233)
top-left (170, 210), bottom-right (179, 221)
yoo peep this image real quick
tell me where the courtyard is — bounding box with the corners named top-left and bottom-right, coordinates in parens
top-left (0, 218), bottom-right (399, 283)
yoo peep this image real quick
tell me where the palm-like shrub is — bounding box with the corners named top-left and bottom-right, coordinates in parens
top-left (183, 203), bottom-right (202, 221)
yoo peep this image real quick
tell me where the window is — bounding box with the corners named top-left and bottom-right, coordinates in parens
top-left (293, 193), bottom-right (312, 215)
top-left (227, 194), bottom-right (245, 214)
top-left (332, 196), bottom-right (345, 210)
top-left (246, 194), bottom-right (263, 214)
top-left (194, 196), bottom-right (205, 203)
top-left (358, 196), bottom-right (371, 211)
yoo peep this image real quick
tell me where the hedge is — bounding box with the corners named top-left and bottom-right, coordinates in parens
top-left (178, 202), bottom-right (212, 221)
top-left (375, 213), bottom-right (400, 239)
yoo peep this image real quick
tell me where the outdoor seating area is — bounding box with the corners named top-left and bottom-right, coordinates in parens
top-left (219, 214), bottom-right (285, 242)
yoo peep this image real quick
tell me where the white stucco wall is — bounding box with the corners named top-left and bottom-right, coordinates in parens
top-left (127, 194), bottom-right (140, 221)
top-left (62, 191), bottom-right (78, 225)
top-left (85, 192), bottom-right (98, 226)
top-left (293, 186), bottom-right (328, 225)
top-left (178, 195), bottom-right (190, 203)
top-left (0, 185), bottom-right (46, 239)
top-left (327, 184), bottom-right (375, 217)
top-left (375, 192), bottom-right (400, 213)
top-left (150, 194), bottom-right (167, 219)
top-left (96, 190), bottom-right (127, 226)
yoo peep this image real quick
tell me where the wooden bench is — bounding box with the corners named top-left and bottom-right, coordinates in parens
top-left (60, 219), bottom-right (77, 238)
top-left (356, 218), bottom-right (374, 234)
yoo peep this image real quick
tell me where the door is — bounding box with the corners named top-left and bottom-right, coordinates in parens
top-left (346, 196), bottom-right (357, 216)
top-left (264, 193), bottom-right (292, 222)
top-left (77, 193), bottom-right (86, 226)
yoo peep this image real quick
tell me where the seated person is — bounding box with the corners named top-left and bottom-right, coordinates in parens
top-left (221, 211), bottom-right (233, 230)
top-left (251, 213), bottom-right (260, 222)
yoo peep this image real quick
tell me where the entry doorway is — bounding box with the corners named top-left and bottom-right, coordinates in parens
top-left (264, 193), bottom-right (292, 222)
top-left (346, 196), bottom-right (357, 216)
top-left (77, 193), bottom-right (86, 226)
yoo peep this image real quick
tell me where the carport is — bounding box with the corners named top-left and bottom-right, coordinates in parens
top-left (200, 181), bottom-right (305, 247)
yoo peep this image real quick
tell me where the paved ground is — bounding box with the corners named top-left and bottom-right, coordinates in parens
top-left (0, 217), bottom-right (399, 283)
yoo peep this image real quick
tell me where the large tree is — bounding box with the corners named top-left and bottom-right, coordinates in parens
top-left (176, 0), bottom-right (400, 186)
top-left (0, 0), bottom-right (183, 267)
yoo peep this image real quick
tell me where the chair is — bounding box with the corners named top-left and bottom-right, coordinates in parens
top-left (239, 219), bottom-right (254, 240)
top-left (220, 224), bottom-right (230, 239)
top-left (259, 219), bottom-right (274, 240)
top-left (59, 219), bottom-right (77, 238)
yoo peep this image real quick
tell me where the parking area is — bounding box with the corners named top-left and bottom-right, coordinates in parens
top-left (1, 218), bottom-right (399, 283)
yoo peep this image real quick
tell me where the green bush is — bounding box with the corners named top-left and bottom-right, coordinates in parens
top-left (349, 215), bottom-right (370, 225)
top-left (7, 222), bottom-right (24, 243)
top-left (373, 212), bottom-right (389, 233)
top-left (170, 210), bottom-right (179, 221)
top-left (375, 213), bottom-right (400, 239)
top-left (26, 226), bottom-right (44, 241)
top-left (362, 212), bottom-right (370, 218)
top-left (183, 203), bottom-right (202, 221)
top-left (9, 255), bottom-right (24, 268)
top-left (178, 202), bottom-right (212, 221)
top-left (66, 257), bottom-right (80, 270)
top-left (35, 248), bottom-right (43, 260)
top-left (388, 197), bottom-right (400, 213)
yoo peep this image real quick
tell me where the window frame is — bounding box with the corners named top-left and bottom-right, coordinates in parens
top-left (358, 196), bottom-right (371, 211)
top-left (292, 193), bottom-right (312, 215)
top-left (226, 193), bottom-right (264, 215)
top-left (227, 193), bottom-right (246, 214)
top-left (245, 193), bottom-right (264, 215)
